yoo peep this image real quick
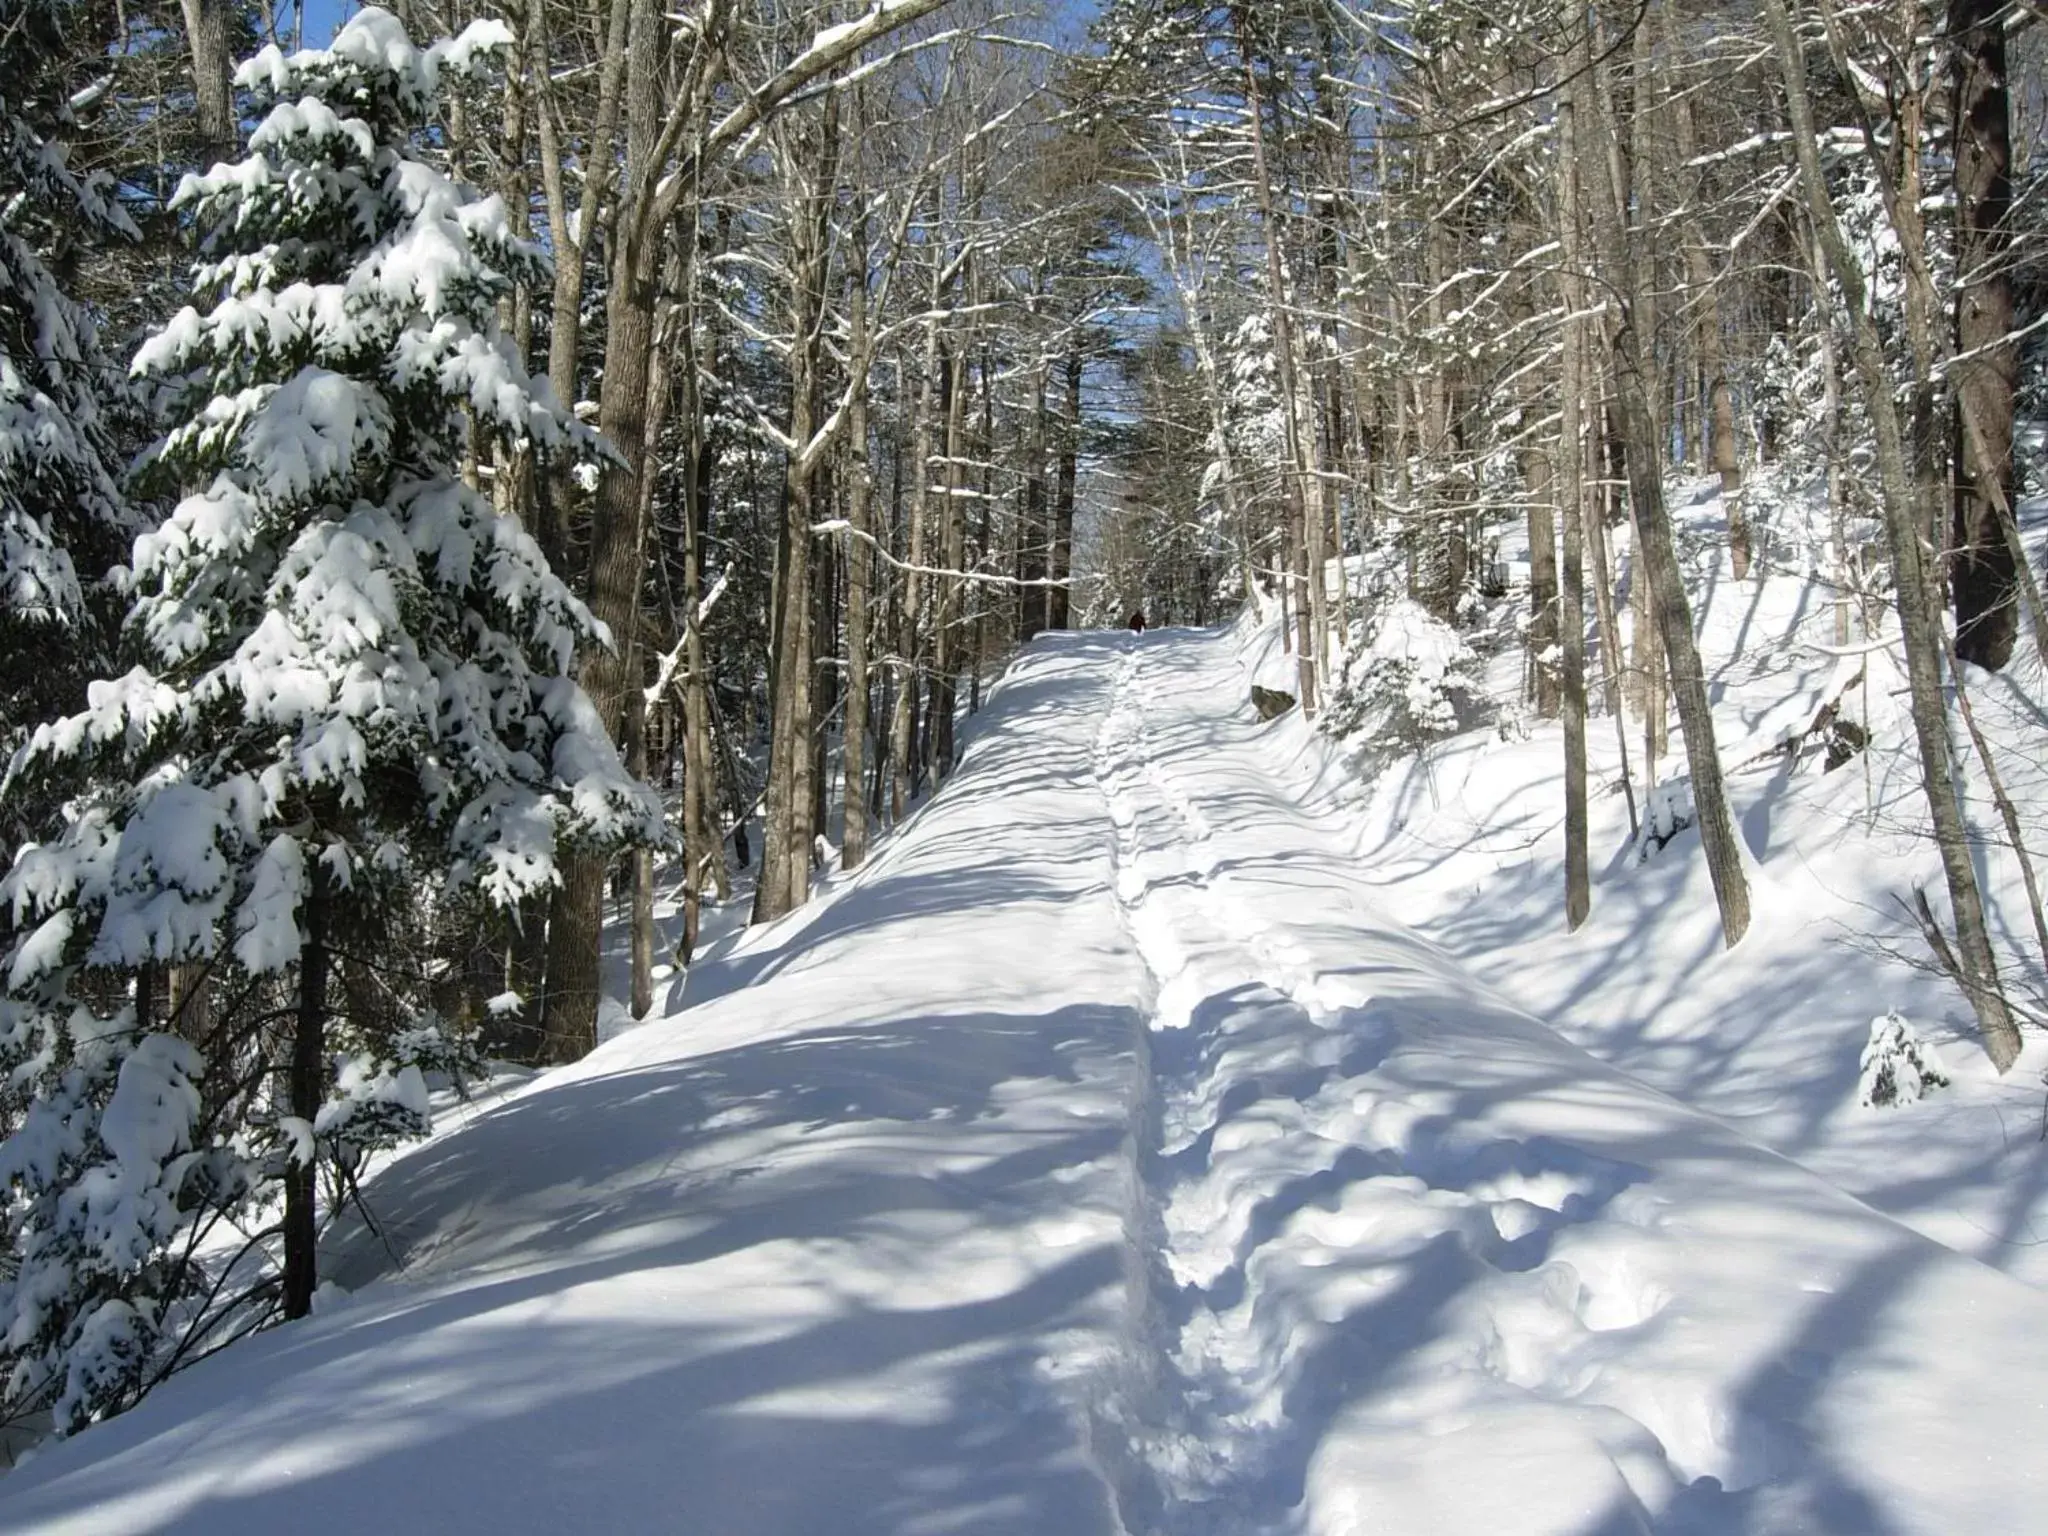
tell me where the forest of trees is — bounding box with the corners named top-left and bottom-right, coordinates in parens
top-left (0, 0), bottom-right (2043, 1438)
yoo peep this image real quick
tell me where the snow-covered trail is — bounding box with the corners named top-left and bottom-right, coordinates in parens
top-left (7, 627), bottom-right (2048, 1534)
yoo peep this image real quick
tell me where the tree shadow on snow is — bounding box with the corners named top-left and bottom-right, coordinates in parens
top-left (1, 1001), bottom-right (1144, 1536)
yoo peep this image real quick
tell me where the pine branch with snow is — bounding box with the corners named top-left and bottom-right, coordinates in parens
top-left (0, 0), bottom-right (141, 801)
top-left (0, 6), bottom-right (664, 1434)
top-left (1322, 598), bottom-right (1483, 759)
top-left (1858, 1011), bottom-right (1952, 1110)
top-left (0, 997), bottom-right (233, 1434)
top-left (10, 5), bottom-right (664, 970)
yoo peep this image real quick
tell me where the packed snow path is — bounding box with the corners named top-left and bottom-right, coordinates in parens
top-left (7, 628), bottom-right (2048, 1534)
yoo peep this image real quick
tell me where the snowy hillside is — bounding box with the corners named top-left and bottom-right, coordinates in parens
top-left (1343, 479), bottom-right (2048, 1292)
top-left (6, 620), bottom-right (2048, 1535)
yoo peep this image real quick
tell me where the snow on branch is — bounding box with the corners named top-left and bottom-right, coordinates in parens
top-left (643, 0), bottom-right (956, 248)
top-left (813, 520), bottom-right (1079, 590)
top-left (642, 563), bottom-right (734, 710)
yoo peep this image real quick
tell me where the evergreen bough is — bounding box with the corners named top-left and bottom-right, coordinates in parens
top-left (0, 0), bottom-right (139, 795)
top-left (0, 8), bottom-right (662, 1434)
top-left (1858, 1011), bottom-right (1951, 1110)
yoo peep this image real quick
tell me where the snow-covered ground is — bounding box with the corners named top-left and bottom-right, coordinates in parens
top-left (1343, 480), bottom-right (2048, 1293)
top-left (6, 603), bottom-right (2048, 1533)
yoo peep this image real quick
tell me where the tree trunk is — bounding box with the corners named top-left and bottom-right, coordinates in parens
top-left (927, 343), bottom-right (969, 784)
top-left (1581, 9), bottom-right (1750, 949)
top-left (549, 250), bottom-right (653, 1045)
top-left (1890, 48), bottom-right (1949, 655)
top-left (1327, 377), bottom-right (1354, 649)
top-left (1019, 358), bottom-right (1049, 642)
top-left (1625, 0), bottom-right (1661, 439)
top-left (1813, 221), bottom-right (1852, 645)
top-left (1584, 434), bottom-right (1627, 722)
top-left (755, 438), bottom-right (816, 923)
top-left (626, 684), bottom-right (654, 1020)
top-left (497, 898), bottom-right (548, 1062)
top-left (1554, 69), bottom-right (1592, 933)
top-left (534, 0), bottom-right (633, 570)
top-left (1598, 25), bottom-right (1667, 766)
top-left (752, 96), bottom-right (843, 924)
top-left (1765, 0), bottom-right (2018, 1065)
top-left (972, 343), bottom-right (995, 706)
top-left (1184, 305), bottom-right (1256, 602)
top-left (624, 282), bottom-right (680, 1016)
top-left (1522, 437), bottom-right (1561, 719)
top-left (1669, 67), bottom-right (1748, 578)
top-left (1313, 375), bottom-right (1341, 673)
top-left (542, 863), bottom-right (604, 1063)
top-left (1048, 349), bottom-right (1082, 630)
top-left (889, 313), bottom-right (939, 823)
top-left (1951, 0), bottom-right (2020, 671)
top-left (841, 241), bottom-right (875, 872)
top-left (282, 867), bottom-right (328, 1322)
top-left (805, 481), bottom-right (832, 863)
top-left (1418, 128), bottom-right (1451, 622)
top-left (677, 286), bottom-right (714, 961)
top-left (1235, 5), bottom-right (1318, 715)
top-left (545, 0), bottom-right (666, 1056)
top-left (177, 0), bottom-right (235, 163)
top-left (1584, 349), bottom-right (1640, 839)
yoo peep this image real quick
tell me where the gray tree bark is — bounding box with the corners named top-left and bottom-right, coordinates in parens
top-left (178, 0), bottom-right (235, 163)
top-left (1553, 69), bottom-right (1592, 933)
top-left (1235, 5), bottom-right (1318, 714)
top-left (754, 103), bottom-right (841, 924)
top-left (889, 297), bottom-right (941, 823)
top-left (1048, 349), bottom-right (1082, 631)
top-left (1764, 0), bottom-right (2017, 1066)
top-left (545, 0), bottom-right (670, 1061)
top-left (1579, 7), bottom-right (1750, 948)
top-left (841, 220), bottom-right (876, 873)
top-left (1668, 55), bottom-right (1748, 579)
top-left (1950, 0), bottom-right (2020, 671)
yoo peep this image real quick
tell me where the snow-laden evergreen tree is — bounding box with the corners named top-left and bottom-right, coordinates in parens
top-left (1220, 314), bottom-right (1285, 499)
top-left (1323, 597), bottom-right (1482, 762)
top-left (0, 7), bottom-right (663, 1434)
top-left (0, 0), bottom-right (140, 823)
top-left (1858, 1011), bottom-right (1951, 1109)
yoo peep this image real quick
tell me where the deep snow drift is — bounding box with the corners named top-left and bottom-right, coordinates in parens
top-left (4, 624), bottom-right (2047, 1535)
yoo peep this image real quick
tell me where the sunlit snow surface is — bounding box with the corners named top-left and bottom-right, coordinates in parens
top-left (5, 623), bottom-right (2047, 1534)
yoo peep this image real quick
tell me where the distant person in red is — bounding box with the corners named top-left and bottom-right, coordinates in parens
top-left (1128, 609), bottom-right (1147, 634)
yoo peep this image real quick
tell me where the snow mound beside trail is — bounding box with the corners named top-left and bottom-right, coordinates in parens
top-left (1339, 484), bottom-right (2048, 1306)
